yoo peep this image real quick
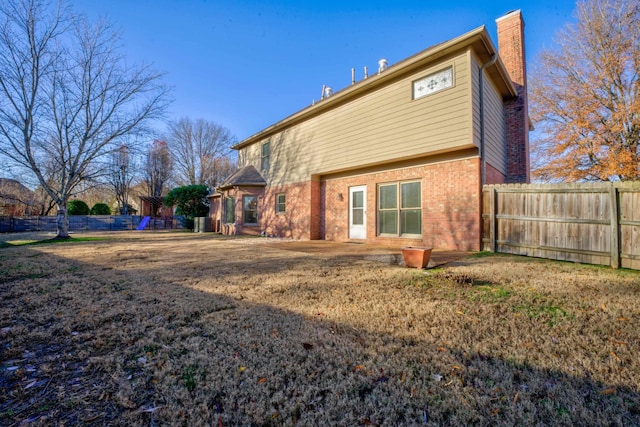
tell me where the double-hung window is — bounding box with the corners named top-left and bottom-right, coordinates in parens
top-left (243, 195), bottom-right (258, 224)
top-left (377, 181), bottom-right (422, 237)
top-left (261, 142), bottom-right (270, 171)
top-left (276, 193), bottom-right (286, 214)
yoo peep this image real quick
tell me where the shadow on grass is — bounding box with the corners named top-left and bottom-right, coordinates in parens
top-left (0, 241), bottom-right (638, 426)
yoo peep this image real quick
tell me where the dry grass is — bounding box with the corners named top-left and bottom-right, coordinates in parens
top-left (0, 232), bottom-right (638, 426)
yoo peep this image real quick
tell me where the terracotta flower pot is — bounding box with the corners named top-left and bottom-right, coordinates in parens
top-left (401, 246), bottom-right (433, 268)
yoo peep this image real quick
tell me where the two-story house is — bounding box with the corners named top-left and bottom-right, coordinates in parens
top-left (210, 10), bottom-right (529, 251)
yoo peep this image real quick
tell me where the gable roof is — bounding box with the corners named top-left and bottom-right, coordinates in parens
top-left (217, 165), bottom-right (266, 190)
top-left (233, 26), bottom-right (517, 150)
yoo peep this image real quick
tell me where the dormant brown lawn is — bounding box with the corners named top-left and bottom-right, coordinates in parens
top-left (1, 232), bottom-right (638, 426)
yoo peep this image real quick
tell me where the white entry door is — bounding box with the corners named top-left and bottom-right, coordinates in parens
top-left (349, 186), bottom-right (366, 239)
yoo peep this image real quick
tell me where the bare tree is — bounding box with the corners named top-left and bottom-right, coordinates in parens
top-left (107, 145), bottom-right (135, 214)
top-left (0, 0), bottom-right (170, 237)
top-left (212, 155), bottom-right (237, 188)
top-left (529, 0), bottom-right (639, 182)
top-left (166, 117), bottom-right (236, 189)
top-left (32, 186), bottom-right (57, 215)
top-left (144, 140), bottom-right (172, 198)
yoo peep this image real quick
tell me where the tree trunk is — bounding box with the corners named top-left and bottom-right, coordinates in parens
top-left (56, 205), bottom-right (70, 239)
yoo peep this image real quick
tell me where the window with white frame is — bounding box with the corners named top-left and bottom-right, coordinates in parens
top-left (377, 181), bottom-right (422, 237)
top-left (276, 193), bottom-right (286, 214)
top-left (261, 142), bottom-right (270, 171)
top-left (243, 195), bottom-right (258, 224)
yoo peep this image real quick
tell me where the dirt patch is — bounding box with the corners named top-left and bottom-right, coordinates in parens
top-left (1, 232), bottom-right (638, 425)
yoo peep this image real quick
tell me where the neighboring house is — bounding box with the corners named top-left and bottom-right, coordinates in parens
top-left (210, 10), bottom-right (529, 251)
top-left (0, 178), bottom-right (38, 216)
top-left (139, 196), bottom-right (172, 218)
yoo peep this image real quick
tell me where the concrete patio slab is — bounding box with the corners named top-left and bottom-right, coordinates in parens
top-left (263, 240), bottom-right (471, 268)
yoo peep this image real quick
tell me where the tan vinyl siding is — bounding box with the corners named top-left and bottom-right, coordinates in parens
top-left (471, 54), bottom-right (507, 175)
top-left (240, 52), bottom-right (474, 186)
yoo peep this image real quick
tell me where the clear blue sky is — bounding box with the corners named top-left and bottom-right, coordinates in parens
top-left (71, 0), bottom-right (578, 142)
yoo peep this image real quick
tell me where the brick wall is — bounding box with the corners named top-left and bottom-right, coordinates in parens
top-left (212, 187), bottom-right (265, 236)
top-left (208, 195), bottom-right (221, 232)
top-left (259, 182), bottom-right (315, 239)
top-left (497, 10), bottom-right (530, 183)
top-left (321, 157), bottom-right (482, 251)
top-left (212, 182), bottom-right (324, 240)
top-left (486, 162), bottom-right (506, 185)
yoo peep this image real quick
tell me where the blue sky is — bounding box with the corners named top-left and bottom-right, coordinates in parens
top-left (71, 0), bottom-right (578, 142)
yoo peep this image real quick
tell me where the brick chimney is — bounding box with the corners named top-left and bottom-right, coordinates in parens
top-left (496, 10), bottom-right (530, 183)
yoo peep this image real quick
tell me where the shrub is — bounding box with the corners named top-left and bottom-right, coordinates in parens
top-left (68, 200), bottom-right (90, 215)
top-left (90, 203), bottom-right (112, 215)
top-left (164, 185), bottom-right (209, 230)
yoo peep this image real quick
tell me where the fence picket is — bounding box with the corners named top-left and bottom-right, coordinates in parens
top-left (483, 182), bottom-right (640, 270)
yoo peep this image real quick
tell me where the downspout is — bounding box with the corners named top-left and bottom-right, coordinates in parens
top-left (233, 186), bottom-right (239, 235)
top-left (479, 54), bottom-right (498, 186)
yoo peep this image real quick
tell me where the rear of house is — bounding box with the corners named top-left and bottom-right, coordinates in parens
top-left (210, 10), bottom-right (530, 251)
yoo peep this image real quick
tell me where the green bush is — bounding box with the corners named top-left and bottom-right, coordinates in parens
top-left (90, 203), bottom-right (112, 215)
top-left (164, 185), bottom-right (209, 230)
top-left (68, 200), bottom-right (90, 215)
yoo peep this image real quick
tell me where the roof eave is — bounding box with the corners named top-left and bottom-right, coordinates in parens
top-left (233, 26), bottom-right (517, 150)
top-left (217, 182), bottom-right (267, 191)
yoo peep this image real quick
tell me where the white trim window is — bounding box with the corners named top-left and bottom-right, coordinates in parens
top-left (261, 142), bottom-right (270, 171)
top-left (377, 181), bottom-right (422, 237)
top-left (243, 195), bottom-right (258, 224)
top-left (276, 193), bottom-right (286, 214)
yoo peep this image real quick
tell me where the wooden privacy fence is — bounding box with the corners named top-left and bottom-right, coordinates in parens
top-left (482, 182), bottom-right (640, 270)
top-left (0, 215), bottom-right (184, 233)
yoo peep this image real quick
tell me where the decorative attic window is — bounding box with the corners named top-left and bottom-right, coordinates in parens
top-left (412, 66), bottom-right (454, 100)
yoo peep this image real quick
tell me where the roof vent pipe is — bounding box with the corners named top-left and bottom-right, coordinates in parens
top-left (378, 58), bottom-right (388, 73)
top-left (324, 86), bottom-right (333, 98)
top-left (364, 65), bottom-right (368, 79)
top-left (351, 68), bottom-right (355, 85)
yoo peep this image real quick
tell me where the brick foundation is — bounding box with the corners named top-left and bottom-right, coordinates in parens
top-left (321, 157), bottom-right (482, 251)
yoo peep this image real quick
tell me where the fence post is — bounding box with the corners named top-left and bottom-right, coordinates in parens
top-left (609, 186), bottom-right (620, 269)
top-left (490, 187), bottom-right (497, 252)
